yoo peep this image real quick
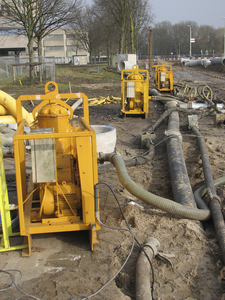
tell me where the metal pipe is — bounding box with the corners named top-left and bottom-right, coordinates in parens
top-left (166, 109), bottom-right (197, 207)
top-left (136, 237), bottom-right (160, 300)
top-left (191, 125), bottom-right (225, 264)
top-left (210, 57), bottom-right (225, 66)
top-left (185, 59), bottom-right (203, 67)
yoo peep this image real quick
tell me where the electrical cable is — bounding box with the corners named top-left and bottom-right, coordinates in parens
top-left (0, 269), bottom-right (41, 300)
top-left (97, 182), bottom-right (156, 300)
top-left (89, 217), bottom-right (135, 299)
top-left (71, 181), bottom-right (156, 300)
top-left (71, 208), bottom-right (135, 300)
top-left (0, 269), bottom-right (22, 292)
top-left (72, 297), bottom-right (90, 300)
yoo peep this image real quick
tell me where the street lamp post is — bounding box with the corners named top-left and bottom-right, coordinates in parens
top-left (222, 17), bottom-right (225, 56)
top-left (188, 25), bottom-right (192, 57)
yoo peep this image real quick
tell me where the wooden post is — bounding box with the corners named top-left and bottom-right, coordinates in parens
top-left (39, 63), bottom-right (42, 82)
top-left (12, 65), bottom-right (15, 83)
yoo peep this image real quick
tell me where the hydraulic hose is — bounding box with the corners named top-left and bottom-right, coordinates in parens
top-left (191, 125), bottom-right (225, 264)
top-left (109, 154), bottom-right (210, 221)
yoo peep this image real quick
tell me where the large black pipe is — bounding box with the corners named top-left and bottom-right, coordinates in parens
top-left (166, 109), bottom-right (197, 208)
top-left (191, 125), bottom-right (225, 264)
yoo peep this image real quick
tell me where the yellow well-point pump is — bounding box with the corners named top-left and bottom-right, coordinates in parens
top-left (121, 65), bottom-right (149, 118)
top-left (13, 82), bottom-right (99, 256)
top-left (153, 62), bottom-right (173, 92)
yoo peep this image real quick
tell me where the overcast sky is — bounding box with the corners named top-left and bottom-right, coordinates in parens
top-left (86, 0), bottom-right (225, 29)
top-left (152, 0), bottom-right (225, 28)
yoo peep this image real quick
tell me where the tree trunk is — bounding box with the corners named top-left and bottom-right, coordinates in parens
top-left (89, 50), bottom-right (92, 65)
top-left (37, 37), bottom-right (43, 63)
top-left (130, 13), bottom-right (135, 54)
top-left (28, 36), bottom-right (34, 78)
top-left (121, 23), bottom-right (126, 53)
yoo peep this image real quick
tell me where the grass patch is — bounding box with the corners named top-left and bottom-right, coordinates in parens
top-left (55, 65), bottom-right (120, 82)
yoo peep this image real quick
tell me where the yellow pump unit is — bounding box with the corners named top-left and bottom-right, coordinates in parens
top-left (154, 63), bottom-right (173, 92)
top-left (121, 65), bottom-right (149, 118)
top-left (13, 82), bottom-right (99, 256)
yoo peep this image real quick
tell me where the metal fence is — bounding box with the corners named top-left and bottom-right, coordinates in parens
top-left (0, 56), bottom-right (55, 82)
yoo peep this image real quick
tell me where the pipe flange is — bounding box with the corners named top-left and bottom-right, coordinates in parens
top-left (164, 129), bottom-right (182, 142)
top-left (143, 237), bottom-right (160, 257)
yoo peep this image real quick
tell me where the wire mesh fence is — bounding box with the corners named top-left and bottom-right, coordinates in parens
top-left (0, 56), bottom-right (55, 82)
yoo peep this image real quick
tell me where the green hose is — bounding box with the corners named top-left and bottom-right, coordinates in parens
top-left (111, 154), bottom-right (211, 221)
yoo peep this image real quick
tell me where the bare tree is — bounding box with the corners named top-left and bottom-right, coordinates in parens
top-left (2, 0), bottom-right (82, 76)
top-left (92, 0), bottom-right (153, 55)
top-left (195, 25), bottom-right (219, 56)
top-left (34, 0), bottom-right (82, 61)
top-left (70, 5), bottom-right (101, 64)
top-left (152, 21), bottom-right (173, 57)
top-left (129, 0), bottom-right (154, 53)
top-left (171, 21), bottom-right (197, 56)
top-left (93, 0), bottom-right (129, 54)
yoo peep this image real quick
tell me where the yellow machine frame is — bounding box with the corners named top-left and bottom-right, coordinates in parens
top-left (13, 82), bottom-right (99, 256)
top-left (121, 65), bottom-right (149, 118)
top-left (154, 63), bottom-right (173, 92)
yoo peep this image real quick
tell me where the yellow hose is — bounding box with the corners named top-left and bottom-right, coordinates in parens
top-left (0, 91), bottom-right (34, 125)
top-left (0, 115), bottom-right (17, 124)
top-left (0, 105), bottom-right (10, 115)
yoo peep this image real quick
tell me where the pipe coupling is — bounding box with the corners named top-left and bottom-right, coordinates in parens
top-left (206, 187), bottom-right (221, 203)
top-left (143, 237), bottom-right (160, 257)
top-left (164, 129), bottom-right (182, 142)
top-left (97, 152), bottom-right (119, 164)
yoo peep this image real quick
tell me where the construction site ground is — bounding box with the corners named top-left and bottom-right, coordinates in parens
top-left (1, 62), bottom-right (225, 300)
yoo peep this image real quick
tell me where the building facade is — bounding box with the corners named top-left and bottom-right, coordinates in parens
top-left (0, 5), bottom-right (89, 63)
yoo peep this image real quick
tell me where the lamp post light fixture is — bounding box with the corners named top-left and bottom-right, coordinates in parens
top-left (187, 25), bottom-right (192, 57)
top-left (222, 17), bottom-right (225, 56)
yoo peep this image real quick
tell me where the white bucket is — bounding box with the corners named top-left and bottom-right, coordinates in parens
top-left (91, 125), bottom-right (116, 153)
